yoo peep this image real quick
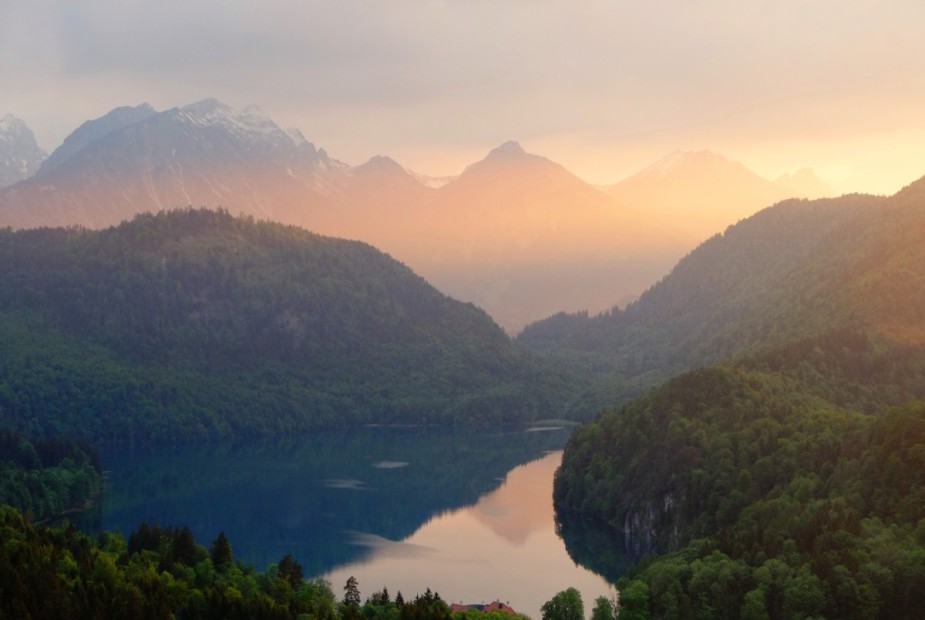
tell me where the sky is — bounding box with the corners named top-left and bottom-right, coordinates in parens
top-left (3, 0), bottom-right (925, 195)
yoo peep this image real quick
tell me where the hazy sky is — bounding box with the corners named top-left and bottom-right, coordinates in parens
top-left (3, 0), bottom-right (924, 194)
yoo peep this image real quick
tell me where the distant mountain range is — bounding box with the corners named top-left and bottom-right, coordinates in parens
top-left (0, 100), bottom-right (831, 331)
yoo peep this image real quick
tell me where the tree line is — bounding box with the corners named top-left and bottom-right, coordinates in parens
top-left (2, 505), bottom-right (624, 620)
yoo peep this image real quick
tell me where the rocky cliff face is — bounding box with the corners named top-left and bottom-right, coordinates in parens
top-left (622, 491), bottom-right (684, 556)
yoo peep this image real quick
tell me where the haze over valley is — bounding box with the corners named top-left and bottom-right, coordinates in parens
top-left (0, 102), bottom-right (833, 331)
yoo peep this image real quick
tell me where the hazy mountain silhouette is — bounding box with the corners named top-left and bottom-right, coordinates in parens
top-left (607, 150), bottom-right (832, 242)
top-left (774, 167), bottom-right (832, 198)
top-left (405, 141), bottom-right (684, 330)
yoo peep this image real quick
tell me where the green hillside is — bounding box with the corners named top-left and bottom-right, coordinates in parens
top-left (520, 179), bottom-right (925, 419)
top-left (516, 193), bottom-right (883, 410)
top-left (551, 177), bottom-right (925, 618)
top-left (0, 208), bottom-right (577, 442)
top-left (556, 340), bottom-right (925, 618)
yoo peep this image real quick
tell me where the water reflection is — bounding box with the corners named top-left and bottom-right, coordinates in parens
top-left (99, 426), bottom-right (574, 575)
top-left (324, 452), bottom-right (614, 620)
top-left (555, 508), bottom-right (637, 585)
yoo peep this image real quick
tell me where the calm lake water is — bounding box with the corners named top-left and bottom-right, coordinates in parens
top-left (98, 426), bottom-right (615, 619)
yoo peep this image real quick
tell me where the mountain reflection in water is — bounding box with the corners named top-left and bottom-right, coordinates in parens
top-left (324, 451), bottom-right (613, 620)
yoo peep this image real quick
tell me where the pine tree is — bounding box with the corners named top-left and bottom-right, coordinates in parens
top-left (343, 575), bottom-right (361, 606)
top-left (277, 554), bottom-right (303, 588)
top-left (209, 531), bottom-right (233, 570)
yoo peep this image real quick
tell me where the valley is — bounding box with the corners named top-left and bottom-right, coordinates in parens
top-left (2, 103), bottom-right (925, 620)
top-left (5, 3), bottom-right (925, 618)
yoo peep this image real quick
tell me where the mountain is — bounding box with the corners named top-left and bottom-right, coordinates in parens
top-left (607, 150), bottom-right (832, 242)
top-left (393, 141), bottom-right (685, 331)
top-left (774, 167), bottom-right (832, 198)
top-left (555, 343), bottom-right (925, 618)
top-left (549, 174), bottom-right (925, 617)
top-left (37, 103), bottom-right (157, 176)
top-left (0, 115), bottom-right (47, 188)
top-left (322, 154), bottom-right (436, 239)
top-left (0, 99), bottom-right (345, 229)
top-left (0, 103), bottom-right (691, 331)
top-left (0, 208), bottom-right (578, 443)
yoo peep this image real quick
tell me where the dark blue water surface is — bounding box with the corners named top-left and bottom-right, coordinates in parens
top-left (98, 425), bottom-right (575, 575)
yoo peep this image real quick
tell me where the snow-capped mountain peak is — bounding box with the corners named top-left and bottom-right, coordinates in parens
top-left (0, 114), bottom-right (47, 188)
top-left (180, 97), bottom-right (232, 117)
top-left (177, 99), bottom-right (303, 151)
top-left (180, 99), bottom-right (264, 130)
top-left (0, 114), bottom-right (27, 137)
top-left (286, 128), bottom-right (310, 148)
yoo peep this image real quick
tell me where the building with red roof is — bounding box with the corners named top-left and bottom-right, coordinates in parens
top-left (450, 600), bottom-right (517, 615)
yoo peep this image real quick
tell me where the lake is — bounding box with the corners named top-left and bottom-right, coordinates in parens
top-left (98, 426), bottom-right (615, 618)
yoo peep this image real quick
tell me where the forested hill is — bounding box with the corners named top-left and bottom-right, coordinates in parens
top-left (0, 208), bottom-right (577, 442)
top-left (555, 334), bottom-right (925, 618)
top-left (551, 175), bottom-right (925, 618)
top-left (516, 182), bottom-right (925, 409)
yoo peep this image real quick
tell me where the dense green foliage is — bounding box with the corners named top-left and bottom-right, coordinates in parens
top-left (590, 595), bottom-right (617, 620)
top-left (551, 177), bottom-right (925, 617)
top-left (540, 587), bottom-right (584, 620)
top-left (0, 208), bottom-right (580, 442)
top-left (0, 504), bottom-right (337, 619)
top-left (555, 334), bottom-right (925, 618)
top-left (0, 505), bottom-right (477, 620)
top-left (0, 428), bottom-right (101, 522)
